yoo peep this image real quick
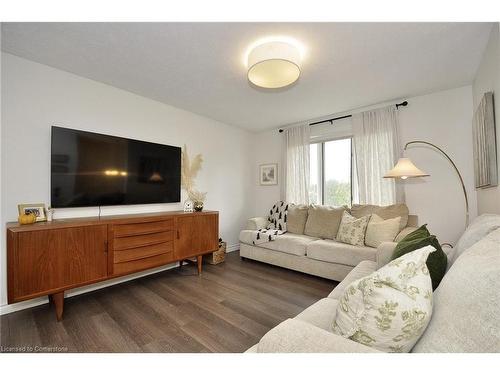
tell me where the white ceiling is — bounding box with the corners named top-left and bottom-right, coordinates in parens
top-left (1, 22), bottom-right (493, 131)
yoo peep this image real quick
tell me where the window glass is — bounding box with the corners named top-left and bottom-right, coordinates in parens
top-left (309, 138), bottom-right (352, 207)
top-left (323, 138), bottom-right (352, 207)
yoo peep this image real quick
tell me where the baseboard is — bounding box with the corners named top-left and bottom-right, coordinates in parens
top-left (0, 243), bottom-right (240, 316)
top-left (226, 243), bottom-right (240, 253)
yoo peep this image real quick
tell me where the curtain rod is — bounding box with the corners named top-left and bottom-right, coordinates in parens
top-left (278, 100), bottom-right (408, 133)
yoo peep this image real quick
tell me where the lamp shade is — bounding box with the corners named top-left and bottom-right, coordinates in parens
top-left (247, 41), bottom-right (301, 88)
top-left (384, 158), bottom-right (430, 179)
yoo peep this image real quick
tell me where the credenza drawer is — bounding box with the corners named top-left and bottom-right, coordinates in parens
top-left (113, 241), bottom-right (173, 263)
top-left (113, 252), bottom-right (174, 276)
top-left (112, 219), bottom-right (173, 238)
top-left (112, 230), bottom-right (174, 251)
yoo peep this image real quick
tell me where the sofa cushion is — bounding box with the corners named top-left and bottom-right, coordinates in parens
top-left (451, 213), bottom-right (500, 265)
top-left (304, 205), bottom-right (345, 239)
top-left (257, 233), bottom-right (319, 256)
top-left (336, 211), bottom-right (370, 247)
top-left (351, 203), bottom-right (409, 229)
top-left (287, 204), bottom-right (309, 235)
top-left (333, 246), bottom-right (435, 353)
top-left (328, 260), bottom-right (377, 300)
top-left (256, 318), bottom-right (380, 353)
top-left (306, 239), bottom-right (376, 267)
top-left (365, 214), bottom-right (401, 248)
top-left (412, 228), bottom-right (500, 353)
top-left (296, 298), bottom-right (339, 331)
top-left (392, 224), bottom-right (447, 290)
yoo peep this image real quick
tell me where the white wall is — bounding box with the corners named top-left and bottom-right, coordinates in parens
top-left (251, 86), bottom-right (477, 244)
top-left (1, 53), bottom-right (254, 312)
top-left (252, 129), bottom-right (283, 217)
top-left (399, 86), bottom-right (477, 243)
top-left (472, 23), bottom-right (500, 215)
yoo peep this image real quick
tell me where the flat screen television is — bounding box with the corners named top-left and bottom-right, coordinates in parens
top-left (51, 126), bottom-right (181, 208)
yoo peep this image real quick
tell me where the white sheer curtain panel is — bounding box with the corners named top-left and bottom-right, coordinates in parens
top-left (283, 124), bottom-right (310, 204)
top-left (352, 105), bottom-right (404, 205)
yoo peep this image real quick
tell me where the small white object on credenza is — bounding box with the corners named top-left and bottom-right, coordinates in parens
top-left (183, 200), bottom-right (194, 212)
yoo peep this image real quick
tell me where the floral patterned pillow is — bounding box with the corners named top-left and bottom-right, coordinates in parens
top-left (332, 246), bottom-right (435, 353)
top-left (336, 211), bottom-right (370, 246)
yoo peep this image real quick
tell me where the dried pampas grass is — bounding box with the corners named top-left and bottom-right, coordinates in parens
top-left (181, 145), bottom-right (206, 202)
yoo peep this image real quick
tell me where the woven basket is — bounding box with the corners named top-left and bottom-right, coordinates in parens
top-left (204, 241), bottom-right (226, 265)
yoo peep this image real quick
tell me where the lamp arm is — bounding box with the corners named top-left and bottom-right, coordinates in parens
top-left (404, 140), bottom-right (469, 227)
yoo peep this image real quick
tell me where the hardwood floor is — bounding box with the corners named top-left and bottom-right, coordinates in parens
top-left (0, 251), bottom-right (336, 353)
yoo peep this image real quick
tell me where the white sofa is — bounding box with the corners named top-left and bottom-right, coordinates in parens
top-left (239, 204), bottom-right (417, 282)
top-left (246, 214), bottom-right (500, 353)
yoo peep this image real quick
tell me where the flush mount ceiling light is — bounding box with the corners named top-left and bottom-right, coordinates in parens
top-left (247, 40), bottom-right (302, 89)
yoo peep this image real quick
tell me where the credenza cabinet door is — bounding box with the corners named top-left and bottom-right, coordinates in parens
top-left (175, 215), bottom-right (218, 259)
top-left (12, 225), bottom-right (108, 301)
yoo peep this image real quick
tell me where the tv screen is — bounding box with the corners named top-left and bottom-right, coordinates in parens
top-left (51, 126), bottom-right (181, 208)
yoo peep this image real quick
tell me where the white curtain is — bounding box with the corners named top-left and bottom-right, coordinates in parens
top-left (282, 124), bottom-right (310, 204)
top-left (352, 105), bottom-right (404, 205)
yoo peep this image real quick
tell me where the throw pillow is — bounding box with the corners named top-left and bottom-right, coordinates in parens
top-left (332, 246), bottom-right (435, 353)
top-left (266, 201), bottom-right (289, 232)
top-left (286, 204), bottom-right (309, 235)
top-left (365, 214), bottom-right (402, 248)
top-left (336, 211), bottom-right (370, 246)
top-left (392, 224), bottom-right (447, 290)
top-left (351, 204), bottom-right (409, 230)
top-left (304, 205), bottom-right (346, 239)
top-left (394, 227), bottom-right (418, 242)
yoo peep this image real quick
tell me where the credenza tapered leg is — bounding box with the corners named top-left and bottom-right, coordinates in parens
top-left (197, 255), bottom-right (202, 275)
top-left (52, 291), bottom-right (64, 321)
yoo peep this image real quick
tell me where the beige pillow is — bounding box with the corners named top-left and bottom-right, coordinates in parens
top-left (287, 204), bottom-right (309, 235)
top-left (336, 211), bottom-right (370, 246)
top-left (304, 205), bottom-right (346, 239)
top-left (351, 204), bottom-right (409, 229)
top-left (394, 226), bottom-right (418, 242)
top-left (365, 214), bottom-right (401, 248)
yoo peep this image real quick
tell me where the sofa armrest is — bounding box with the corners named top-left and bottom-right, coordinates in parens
top-left (376, 242), bottom-right (398, 269)
top-left (246, 217), bottom-right (269, 230)
top-left (257, 319), bottom-right (381, 353)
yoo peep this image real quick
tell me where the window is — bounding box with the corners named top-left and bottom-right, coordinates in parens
top-left (309, 138), bottom-right (352, 207)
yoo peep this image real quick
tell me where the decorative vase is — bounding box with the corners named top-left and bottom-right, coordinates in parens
top-left (194, 201), bottom-right (204, 212)
top-left (47, 208), bottom-right (54, 222)
top-left (18, 213), bottom-right (37, 225)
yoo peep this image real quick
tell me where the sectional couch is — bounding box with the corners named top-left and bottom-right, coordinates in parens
top-left (245, 214), bottom-right (500, 353)
top-left (239, 203), bottom-right (417, 281)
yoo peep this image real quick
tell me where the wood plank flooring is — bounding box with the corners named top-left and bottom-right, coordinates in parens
top-left (0, 251), bottom-right (336, 353)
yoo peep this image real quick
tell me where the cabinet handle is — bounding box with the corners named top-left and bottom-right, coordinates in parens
top-left (177, 230), bottom-right (180, 239)
top-left (104, 240), bottom-right (108, 253)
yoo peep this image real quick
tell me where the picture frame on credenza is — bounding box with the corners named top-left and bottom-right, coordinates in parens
top-left (18, 203), bottom-right (47, 222)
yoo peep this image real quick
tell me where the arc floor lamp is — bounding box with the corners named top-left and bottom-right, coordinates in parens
top-left (384, 140), bottom-right (469, 227)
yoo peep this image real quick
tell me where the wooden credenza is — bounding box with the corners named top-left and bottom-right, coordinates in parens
top-left (6, 210), bottom-right (219, 320)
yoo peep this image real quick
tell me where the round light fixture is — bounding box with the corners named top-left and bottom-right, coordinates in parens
top-left (247, 41), bottom-right (301, 89)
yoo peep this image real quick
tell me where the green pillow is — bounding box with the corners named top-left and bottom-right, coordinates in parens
top-left (400, 223), bottom-right (430, 242)
top-left (392, 224), bottom-right (447, 290)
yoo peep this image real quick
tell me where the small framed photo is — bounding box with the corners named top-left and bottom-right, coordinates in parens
top-left (18, 203), bottom-right (47, 222)
top-left (259, 163), bottom-right (278, 185)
